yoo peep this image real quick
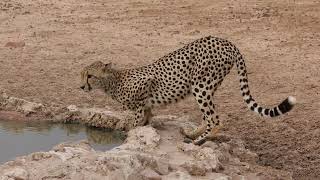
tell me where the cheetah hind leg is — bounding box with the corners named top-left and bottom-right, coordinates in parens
top-left (206, 123), bottom-right (223, 140)
top-left (193, 123), bottom-right (223, 145)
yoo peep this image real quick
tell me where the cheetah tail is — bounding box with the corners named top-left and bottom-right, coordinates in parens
top-left (235, 55), bottom-right (296, 117)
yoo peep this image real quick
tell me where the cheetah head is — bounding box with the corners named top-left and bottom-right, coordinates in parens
top-left (80, 61), bottom-right (112, 92)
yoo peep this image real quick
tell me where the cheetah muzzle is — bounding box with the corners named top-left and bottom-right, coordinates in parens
top-left (80, 36), bottom-right (296, 145)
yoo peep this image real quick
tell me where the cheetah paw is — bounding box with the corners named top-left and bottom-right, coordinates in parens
top-left (193, 138), bottom-right (207, 146)
top-left (183, 137), bottom-right (193, 144)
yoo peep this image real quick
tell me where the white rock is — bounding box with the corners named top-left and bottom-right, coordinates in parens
top-left (163, 171), bottom-right (191, 180)
top-left (141, 168), bottom-right (162, 180)
top-left (201, 141), bottom-right (219, 150)
top-left (155, 158), bottom-right (169, 175)
top-left (31, 152), bottom-right (52, 161)
top-left (207, 173), bottom-right (231, 180)
top-left (3, 168), bottom-right (29, 180)
top-left (118, 126), bottom-right (160, 151)
top-left (5, 96), bottom-right (43, 113)
top-left (177, 142), bottom-right (201, 154)
top-left (0, 176), bottom-right (14, 180)
top-left (195, 147), bottom-right (216, 160)
top-left (97, 152), bottom-right (143, 179)
top-left (181, 161), bottom-right (206, 176)
top-left (108, 169), bottom-right (126, 180)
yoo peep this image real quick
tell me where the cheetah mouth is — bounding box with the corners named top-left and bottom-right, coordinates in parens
top-left (80, 84), bottom-right (92, 92)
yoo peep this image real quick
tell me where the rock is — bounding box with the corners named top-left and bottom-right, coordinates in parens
top-left (0, 96), bottom-right (293, 179)
top-left (163, 171), bottom-right (191, 180)
top-left (2, 96), bottom-right (44, 114)
top-left (118, 126), bottom-right (160, 151)
top-left (201, 141), bottom-right (219, 150)
top-left (1, 93), bottom-right (9, 99)
top-left (136, 155), bottom-right (169, 175)
top-left (207, 173), bottom-right (231, 180)
top-left (232, 174), bottom-right (261, 180)
top-left (63, 106), bottom-right (133, 130)
top-left (228, 139), bottom-right (258, 162)
top-left (2, 167), bottom-right (29, 180)
top-left (49, 141), bottom-right (93, 161)
top-left (177, 142), bottom-right (201, 154)
top-left (195, 147), bottom-right (217, 160)
top-left (188, 29), bottom-right (201, 35)
top-left (108, 169), bottom-right (126, 180)
top-left (141, 168), bottom-right (162, 180)
top-left (150, 119), bottom-right (165, 129)
top-left (97, 152), bottom-right (144, 179)
top-left (31, 152), bottom-right (52, 161)
top-left (155, 158), bottom-right (169, 175)
top-left (181, 161), bottom-right (206, 176)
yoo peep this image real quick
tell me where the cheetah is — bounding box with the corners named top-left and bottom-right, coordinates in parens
top-left (80, 36), bottom-right (296, 145)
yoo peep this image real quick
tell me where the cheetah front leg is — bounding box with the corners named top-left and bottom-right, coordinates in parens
top-left (132, 104), bottom-right (153, 128)
top-left (130, 77), bottom-right (154, 128)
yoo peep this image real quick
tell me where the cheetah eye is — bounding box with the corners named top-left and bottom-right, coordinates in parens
top-left (87, 75), bottom-right (92, 78)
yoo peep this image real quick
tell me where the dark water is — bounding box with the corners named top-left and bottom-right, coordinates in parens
top-left (0, 120), bottom-right (125, 163)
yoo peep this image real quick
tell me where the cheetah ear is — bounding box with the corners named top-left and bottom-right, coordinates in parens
top-left (105, 63), bottom-right (113, 68)
top-left (102, 63), bottom-right (113, 72)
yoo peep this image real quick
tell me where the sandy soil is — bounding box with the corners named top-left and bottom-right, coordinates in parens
top-left (0, 0), bottom-right (319, 179)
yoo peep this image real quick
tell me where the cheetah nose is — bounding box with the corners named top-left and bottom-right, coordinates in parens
top-left (80, 86), bottom-right (85, 90)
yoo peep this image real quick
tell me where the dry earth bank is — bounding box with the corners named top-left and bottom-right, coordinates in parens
top-left (0, 0), bottom-right (319, 179)
top-left (0, 95), bottom-right (292, 179)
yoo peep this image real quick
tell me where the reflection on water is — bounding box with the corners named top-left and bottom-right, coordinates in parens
top-left (0, 119), bottom-right (125, 163)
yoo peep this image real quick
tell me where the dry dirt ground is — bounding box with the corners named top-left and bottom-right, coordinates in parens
top-left (0, 0), bottom-right (319, 179)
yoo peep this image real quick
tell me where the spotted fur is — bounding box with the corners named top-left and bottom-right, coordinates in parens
top-left (80, 36), bottom-right (296, 145)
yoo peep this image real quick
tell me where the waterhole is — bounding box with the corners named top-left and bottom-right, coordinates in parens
top-left (0, 119), bottom-right (125, 163)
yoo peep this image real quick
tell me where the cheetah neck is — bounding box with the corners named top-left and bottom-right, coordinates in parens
top-left (100, 70), bottom-right (122, 97)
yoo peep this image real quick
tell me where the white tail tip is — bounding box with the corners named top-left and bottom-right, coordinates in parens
top-left (288, 96), bottom-right (297, 105)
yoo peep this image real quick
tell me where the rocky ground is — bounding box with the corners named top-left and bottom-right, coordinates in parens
top-left (0, 126), bottom-right (291, 180)
top-left (0, 103), bottom-right (292, 179)
top-left (0, 0), bottom-right (319, 179)
top-left (0, 93), bottom-right (292, 179)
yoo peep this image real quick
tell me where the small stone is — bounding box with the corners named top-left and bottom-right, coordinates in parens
top-left (163, 171), bottom-right (191, 180)
top-left (2, 93), bottom-right (9, 99)
top-left (189, 30), bottom-right (200, 35)
top-left (195, 147), bottom-right (220, 161)
top-left (108, 169), bottom-right (126, 180)
top-left (140, 168), bottom-right (162, 180)
top-left (3, 168), bottom-right (29, 180)
top-left (208, 173), bottom-right (231, 180)
top-left (177, 142), bottom-right (201, 154)
top-left (201, 141), bottom-right (219, 150)
top-left (155, 158), bottom-right (169, 175)
top-left (0, 176), bottom-right (14, 180)
top-left (31, 152), bottom-right (52, 161)
top-left (20, 100), bottom-right (43, 113)
top-left (181, 161), bottom-right (206, 176)
top-left (118, 126), bottom-right (160, 151)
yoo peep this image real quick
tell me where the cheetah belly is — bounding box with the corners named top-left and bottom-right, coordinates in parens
top-left (146, 72), bottom-right (193, 107)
